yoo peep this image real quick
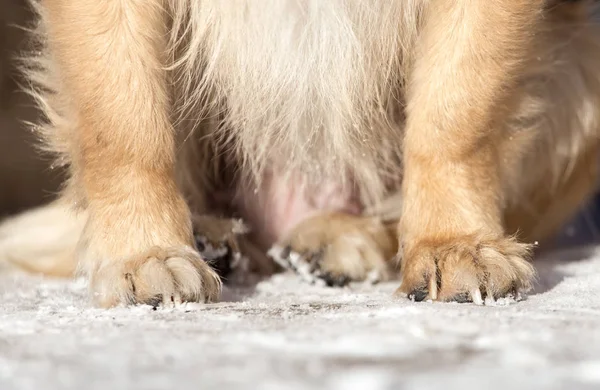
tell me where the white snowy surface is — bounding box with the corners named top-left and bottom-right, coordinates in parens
top-left (1, 246), bottom-right (600, 390)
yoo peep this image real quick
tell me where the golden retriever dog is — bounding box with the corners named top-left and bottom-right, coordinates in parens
top-left (1, 0), bottom-right (599, 307)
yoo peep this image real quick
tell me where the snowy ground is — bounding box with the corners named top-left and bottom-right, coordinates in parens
top-left (1, 244), bottom-right (600, 390)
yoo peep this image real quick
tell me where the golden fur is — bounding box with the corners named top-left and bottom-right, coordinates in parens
top-left (1, 0), bottom-right (600, 306)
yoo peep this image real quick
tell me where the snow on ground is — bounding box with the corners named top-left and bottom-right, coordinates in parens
top-left (1, 246), bottom-right (600, 390)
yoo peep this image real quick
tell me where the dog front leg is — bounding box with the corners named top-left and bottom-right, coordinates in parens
top-left (397, 1), bottom-right (543, 303)
top-left (43, 0), bottom-right (220, 307)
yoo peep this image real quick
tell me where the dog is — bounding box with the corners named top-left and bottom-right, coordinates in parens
top-left (0, 0), bottom-right (599, 307)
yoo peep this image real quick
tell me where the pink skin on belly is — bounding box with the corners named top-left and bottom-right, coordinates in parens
top-left (234, 171), bottom-right (362, 249)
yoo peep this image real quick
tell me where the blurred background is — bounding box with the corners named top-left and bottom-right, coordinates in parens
top-left (0, 0), bottom-right (62, 219)
top-left (0, 0), bottom-right (597, 248)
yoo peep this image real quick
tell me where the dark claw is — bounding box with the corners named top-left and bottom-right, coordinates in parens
top-left (480, 287), bottom-right (488, 301)
top-left (409, 288), bottom-right (428, 302)
top-left (450, 292), bottom-right (471, 303)
top-left (195, 237), bottom-right (206, 252)
top-left (322, 273), bottom-right (351, 287)
top-left (491, 282), bottom-right (518, 300)
top-left (146, 295), bottom-right (163, 309)
top-left (125, 273), bottom-right (135, 294)
top-left (505, 282), bottom-right (518, 299)
top-left (280, 245), bottom-right (292, 259)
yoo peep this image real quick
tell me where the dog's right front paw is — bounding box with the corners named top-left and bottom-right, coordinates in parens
top-left (268, 213), bottom-right (397, 287)
top-left (90, 246), bottom-right (222, 308)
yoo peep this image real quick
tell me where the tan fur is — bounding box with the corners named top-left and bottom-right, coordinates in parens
top-left (396, 1), bottom-right (600, 302)
top-left (396, 1), bottom-right (545, 301)
top-left (1, 0), bottom-right (600, 306)
top-left (276, 213), bottom-right (398, 282)
top-left (25, 0), bottom-right (222, 307)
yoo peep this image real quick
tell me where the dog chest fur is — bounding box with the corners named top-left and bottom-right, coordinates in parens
top-left (170, 0), bottom-right (425, 204)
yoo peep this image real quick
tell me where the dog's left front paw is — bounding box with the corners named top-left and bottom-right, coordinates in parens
top-left (396, 235), bottom-right (535, 304)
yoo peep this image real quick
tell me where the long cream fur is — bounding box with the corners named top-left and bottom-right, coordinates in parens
top-left (168, 1), bottom-right (424, 206)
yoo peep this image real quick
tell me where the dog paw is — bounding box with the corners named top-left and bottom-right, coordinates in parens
top-left (268, 213), bottom-right (397, 286)
top-left (90, 246), bottom-right (222, 308)
top-left (192, 215), bottom-right (251, 280)
top-left (396, 235), bottom-right (535, 304)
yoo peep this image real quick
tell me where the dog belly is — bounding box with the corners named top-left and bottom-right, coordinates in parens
top-left (233, 172), bottom-right (361, 249)
top-left (180, 0), bottom-right (421, 246)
